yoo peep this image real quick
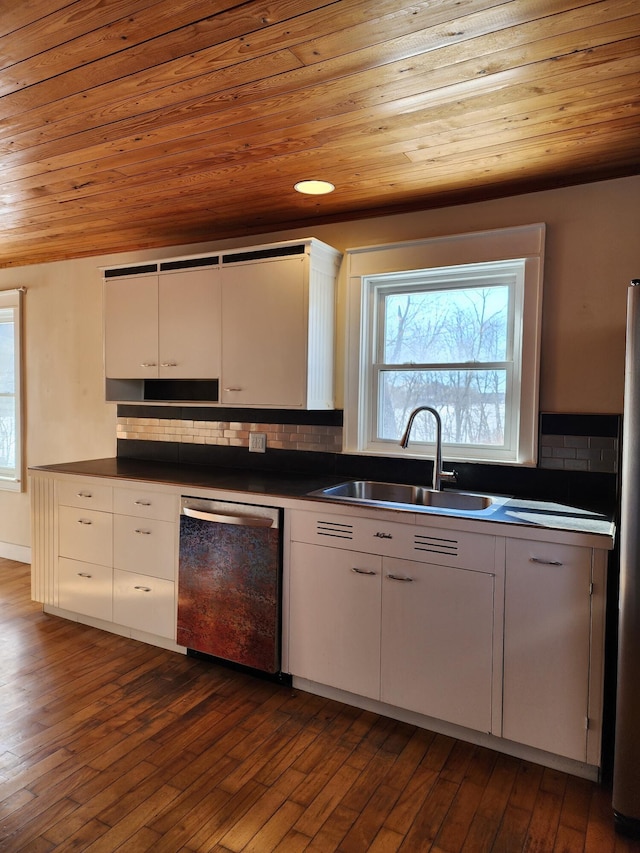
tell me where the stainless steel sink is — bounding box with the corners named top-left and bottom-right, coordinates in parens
top-left (308, 480), bottom-right (493, 511)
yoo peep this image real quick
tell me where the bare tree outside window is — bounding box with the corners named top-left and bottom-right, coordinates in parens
top-left (375, 282), bottom-right (511, 449)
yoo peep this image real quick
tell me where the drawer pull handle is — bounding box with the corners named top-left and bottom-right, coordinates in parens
top-left (77, 572), bottom-right (92, 578)
top-left (134, 500), bottom-right (152, 506)
top-left (387, 573), bottom-right (414, 582)
top-left (134, 585), bottom-right (152, 592)
top-left (351, 567), bottom-right (377, 576)
top-left (160, 362), bottom-right (177, 367)
top-left (529, 557), bottom-right (563, 566)
top-left (76, 491), bottom-right (92, 498)
top-left (140, 362), bottom-right (157, 368)
top-left (134, 529), bottom-right (152, 535)
top-left (374, 532), bottom-right (393, 539)
top-left (224, 386), bottom-right (243, 392)
top-left (77, 519), bottom-right (92, 525)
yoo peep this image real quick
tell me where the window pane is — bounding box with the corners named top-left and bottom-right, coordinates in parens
top-left (383, 286), bottom-right (509, 365)
top-left (0, 321), bottom-right (14, 394)
top-left (379, 369), bottom-right (506, 446)
top-left (0, 319), bottom-right (15, 471)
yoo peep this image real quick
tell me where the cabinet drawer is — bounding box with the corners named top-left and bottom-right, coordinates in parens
top-left (113, 515), bottom-right (176, 580)
top-left (58, 557), bottom-right (113, 621)
top-left (58, 505), bottom-right (113, 566)
top-left (290, 509), bottom-right (495, 570)
top-left (290, 509), bottom-right (412, 558)
top-left (113, 488), bottom-right (177, 522)
top-left (113, 569), bottom-right (175, 639)
top-left (57, 480), bottom-right (112, 512)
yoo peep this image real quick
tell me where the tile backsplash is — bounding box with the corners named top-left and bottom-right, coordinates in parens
top-left (117, 415), bottom-right (342, 454)
top-left (538, 413), bottom-right (620, 474)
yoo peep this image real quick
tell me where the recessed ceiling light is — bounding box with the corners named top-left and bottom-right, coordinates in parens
top-left (294, 180), bottom-right (335, 195)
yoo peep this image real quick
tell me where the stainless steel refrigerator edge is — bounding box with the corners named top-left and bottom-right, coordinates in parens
top-left (613, 278), bottom-right (640, 837)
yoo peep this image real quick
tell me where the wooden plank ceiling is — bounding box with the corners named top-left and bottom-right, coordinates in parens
top-left (0, 0), bottom-right (638, 268)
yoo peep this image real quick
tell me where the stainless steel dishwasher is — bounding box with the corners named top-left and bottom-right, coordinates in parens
top-left (177, 496), bottom-right (282, 675)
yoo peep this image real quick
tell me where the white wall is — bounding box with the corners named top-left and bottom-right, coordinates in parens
top-left (2, 175), bottom-right (638, 553)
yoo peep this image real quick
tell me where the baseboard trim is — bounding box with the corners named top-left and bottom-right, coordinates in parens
top-left (292, 677), bottom-right (600, 782)
top-left (0, 542), bottom-right (31, 563)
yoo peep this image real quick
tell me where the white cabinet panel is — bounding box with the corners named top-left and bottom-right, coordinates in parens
top-left (104, 268), bottom-right (221, 380)
top-left (113, 515), bottom-right (176, 580)
top-left (113, 487), bottom-right (178, 522)
top-left (290, 508), bottom-right (495, 570)
top-left (288, 541), bottom-right (382, 699)
top-left (57, 480), bottom-right (113, 512)
top-left (221, 256), bottom-right (307, 407)
top-left (104, 274), bottom-right (159, 379)
top-left (503, 539), bottom-right (592, 761)
top-left (158, 269), bottom-right (221, 379)
top-left (58, 558), bottom-right (113, 621)
top-left (58, 505), bottom-right (112, 566)
top-left (113, 569), bottom-right (175, 639)
top-left (381, 558), bottom-right (495, 733)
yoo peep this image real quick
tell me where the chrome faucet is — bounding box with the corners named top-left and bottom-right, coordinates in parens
top-left (399, 406), bottom-right (456, 491)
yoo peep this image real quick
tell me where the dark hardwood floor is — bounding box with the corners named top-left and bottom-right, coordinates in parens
top-left (1, 558), bottom-right (639, 852)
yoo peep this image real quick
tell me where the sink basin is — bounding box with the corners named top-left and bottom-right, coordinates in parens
top-left (309, 480), bottom-right (493, 511)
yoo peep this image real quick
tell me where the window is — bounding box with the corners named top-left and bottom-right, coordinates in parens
top-left (0, 289), bottom-right (23, 490)
top-left (344, 225), bottom-right (544, 466)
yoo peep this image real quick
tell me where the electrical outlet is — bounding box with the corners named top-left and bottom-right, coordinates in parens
top-left (249, 432), bottom-right (266, 453)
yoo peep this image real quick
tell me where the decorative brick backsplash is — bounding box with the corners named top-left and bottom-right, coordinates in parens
top-left (117, 416), bottom-right (343, 454)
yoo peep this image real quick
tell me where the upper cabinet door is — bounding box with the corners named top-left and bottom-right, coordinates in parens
top-left (104, 268), bottom-right (221, 381)
top-left (221, 256), bottom-right (307, 407)
top-left (104, 274), bottom-right (159, 379)
top-left (158, 269), bottom-right (221, 379)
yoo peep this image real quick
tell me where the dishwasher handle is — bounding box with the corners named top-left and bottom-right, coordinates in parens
top-left (182, 506), bottom-right (274, 528)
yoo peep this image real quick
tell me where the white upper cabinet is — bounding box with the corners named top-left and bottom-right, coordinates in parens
top-left (104, 267), bottom-right (221, 380)
top-left (221, 256), bottom-right (307, 407)
top-left (104, 273), bottom-right (158, 379)
top-left (102, 239), bottom-right (341, 408)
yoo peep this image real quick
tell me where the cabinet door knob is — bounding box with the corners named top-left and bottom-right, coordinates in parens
top-left (529, 557), bottom-right (563, 566)
top-left (351, 567), bottom-right (377, 576)
top-left (387, 573), bottom-right (414, 582)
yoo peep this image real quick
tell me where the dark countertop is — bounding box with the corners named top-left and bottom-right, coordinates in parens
top-left (29, 457), bottom-right (616, 546)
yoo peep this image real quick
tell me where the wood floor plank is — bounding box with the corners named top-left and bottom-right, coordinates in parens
top-left (3, 561), bottom-right (640, 853)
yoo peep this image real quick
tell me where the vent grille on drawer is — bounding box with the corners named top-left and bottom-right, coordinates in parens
top-left (414, 533), bottom-right (459, 557)
top-left (316, 519), bottom-right (354, 540)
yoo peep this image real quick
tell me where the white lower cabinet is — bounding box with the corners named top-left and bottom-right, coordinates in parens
top-left (36, 476), bottom-right (179, 645)
top-left (288, 511), bottom-right (498, 735)
top-left (502, 538), bottom-right (595, 762)
top-left (58, 557), bottom-right (113, 621)
top-left (381, 557), bottom-right (494, 733)
top-left (113, 569), bottom-right (175, 639)
top-left (288, 542), bottom-right (381, 699)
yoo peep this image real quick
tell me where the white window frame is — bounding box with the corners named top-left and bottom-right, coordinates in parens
top-left (344, 225), bottom-right (545, 466)
top-left (0, 289), bottom-right (23, 491)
